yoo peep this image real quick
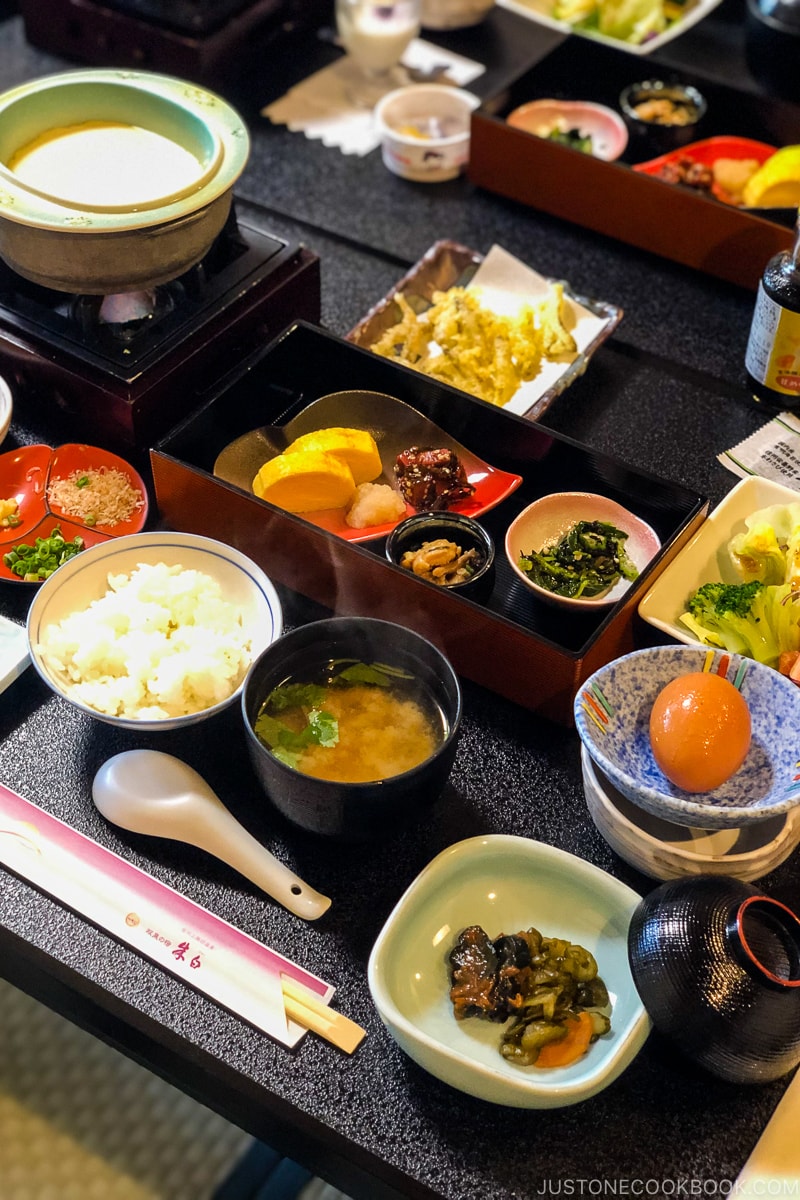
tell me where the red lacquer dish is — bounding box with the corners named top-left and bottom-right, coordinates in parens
top-left (633, 136), bottom-right (778, 206)
top-left (0, 442), bottom-right (148, 583)
top-left (214, 392), bottom-right (523, 545)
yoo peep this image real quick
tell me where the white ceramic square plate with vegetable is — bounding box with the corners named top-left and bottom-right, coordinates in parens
top-left (638, 475), bottom-right (800, 674)
top-left (497, 0), bottom-right (723, 54)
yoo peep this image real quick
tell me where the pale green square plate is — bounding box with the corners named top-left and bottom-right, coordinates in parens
top-left (367, 834), bottom-right (651, 1107)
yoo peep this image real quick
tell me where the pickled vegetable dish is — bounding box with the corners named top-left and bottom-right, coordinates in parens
top-left (519, 519), bottom-right (639, 599)
top-left (449, 925), bottom-right (612, 1068)
top-left (253, 660), bottom-right (445, 783)
top-left (400, 538), bottom-right (479, 586)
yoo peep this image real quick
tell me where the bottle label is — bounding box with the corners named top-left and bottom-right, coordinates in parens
top-left (745, 283), bottom-right (800, 395)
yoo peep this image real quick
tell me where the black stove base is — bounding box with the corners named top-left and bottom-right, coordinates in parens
top-left (0, 234), bottom-right (321, 452)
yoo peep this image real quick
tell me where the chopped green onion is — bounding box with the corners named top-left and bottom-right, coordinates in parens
top-left (2, 526), bottom-right (85, 582)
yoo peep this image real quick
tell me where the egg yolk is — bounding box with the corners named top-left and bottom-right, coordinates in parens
top-left (648, 671), bottom-right (751, 793)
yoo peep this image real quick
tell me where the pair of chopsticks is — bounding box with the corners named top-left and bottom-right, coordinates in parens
top-left (281, 975), bottom-right (366, 1054)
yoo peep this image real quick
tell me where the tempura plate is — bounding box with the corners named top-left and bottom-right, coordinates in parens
top-left (347, 241), bottom-right (622, 423)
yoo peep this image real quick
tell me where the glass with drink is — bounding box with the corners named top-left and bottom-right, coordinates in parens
top-left (336, 0), bottom-right (421, 107)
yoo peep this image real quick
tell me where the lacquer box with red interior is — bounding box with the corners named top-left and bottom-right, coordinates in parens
top-left (468, 38), bottom-right (800, 291)
top-left (151, 321), bottom-right (707, 725)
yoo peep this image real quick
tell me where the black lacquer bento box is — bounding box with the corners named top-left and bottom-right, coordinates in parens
top-left (469, 39), bottom-right (800, 290)
top-left (150, 321), bottom-right (707, 725)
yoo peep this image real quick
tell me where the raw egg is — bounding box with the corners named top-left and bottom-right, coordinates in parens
top-left (649, 671), bottom-right (751, 793)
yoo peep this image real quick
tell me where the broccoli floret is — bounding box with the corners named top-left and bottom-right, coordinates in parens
top-left (680, 580), bottom-right (780, 665)
top-left (687, 581), bottom-right (765, 620)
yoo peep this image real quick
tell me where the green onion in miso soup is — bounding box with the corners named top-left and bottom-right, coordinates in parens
top-left (253, 659), bottom-right (445, 783)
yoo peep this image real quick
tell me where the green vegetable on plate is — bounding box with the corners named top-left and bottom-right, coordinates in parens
top-left (519, 519), bottom-right (639, 599)
top-left (550, 0), bottom-right (687, 44)
top-left (679, 501), bottom-right (800, 676)
top-left (547, 127), bottom-right (593, 154)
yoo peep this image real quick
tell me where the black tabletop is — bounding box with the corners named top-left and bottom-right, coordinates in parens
top-left (0, 3), bottom-right (798, 1198)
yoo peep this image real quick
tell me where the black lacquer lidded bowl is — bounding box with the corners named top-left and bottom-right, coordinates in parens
top-left (628, 875), bottom-right (800, 1084)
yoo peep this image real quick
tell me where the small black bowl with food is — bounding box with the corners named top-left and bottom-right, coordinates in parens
top-left (241, 616), bottom-right (462, 841)
top-left (385, 511), bottom-right (496, 603)
top-left (619, 79), bottom-right (707, 160)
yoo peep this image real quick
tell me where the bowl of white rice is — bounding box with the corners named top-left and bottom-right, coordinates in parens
top-left (26, 531), bottom-right (283, 730)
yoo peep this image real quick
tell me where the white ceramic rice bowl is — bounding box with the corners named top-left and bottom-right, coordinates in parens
top-left (27, 531), bottom-right (283, 730)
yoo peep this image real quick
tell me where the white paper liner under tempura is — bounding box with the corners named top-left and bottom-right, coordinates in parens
top-left (465, 244), bottom-right (613, 416)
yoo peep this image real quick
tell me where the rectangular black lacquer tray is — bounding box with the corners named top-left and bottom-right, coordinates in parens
top-left (152, 321), bottom-right (707, 721)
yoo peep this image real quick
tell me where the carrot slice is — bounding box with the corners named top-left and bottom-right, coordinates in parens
top-left (536, 1011), bottom-right (594, 1069)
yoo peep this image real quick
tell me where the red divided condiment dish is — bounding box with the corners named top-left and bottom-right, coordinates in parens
top-left (0, 442), bottom-right (148, 584)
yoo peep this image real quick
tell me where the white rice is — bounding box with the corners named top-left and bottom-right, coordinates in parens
top-left (38, 561), bottom-right (252, 720)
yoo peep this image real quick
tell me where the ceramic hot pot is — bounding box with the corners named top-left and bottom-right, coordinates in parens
top-left (0, 68), bottom-right (250, 293)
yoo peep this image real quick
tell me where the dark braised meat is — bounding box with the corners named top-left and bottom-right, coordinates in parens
top-left (448, 925), bottom-right (502, 1021)
top-left (394, 446), bottom-right (476, 511)
top-left (657, 156), bottom-right (714, 194)
top-left (449, 928), bottom-right (535, 1022)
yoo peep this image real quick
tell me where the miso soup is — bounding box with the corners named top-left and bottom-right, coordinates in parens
top-left (253, 659), bottom-right (446, 783)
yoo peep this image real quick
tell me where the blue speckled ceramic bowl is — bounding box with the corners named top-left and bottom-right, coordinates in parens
top-left (574, 645), bottom-right (800, 830)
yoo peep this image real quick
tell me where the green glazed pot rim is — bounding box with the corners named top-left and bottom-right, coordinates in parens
top-left (0, 68), bottom-right (250, 233)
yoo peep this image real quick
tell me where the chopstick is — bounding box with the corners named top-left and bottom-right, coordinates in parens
top-left (281, 975), bottom-right (366, 1054)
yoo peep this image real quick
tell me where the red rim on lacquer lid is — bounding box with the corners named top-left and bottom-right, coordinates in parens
top-left (732, 895), bottom-right (800, 989)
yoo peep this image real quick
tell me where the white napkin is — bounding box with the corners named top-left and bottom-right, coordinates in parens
top-left (467, 245), bottom-right (613, 416)
top-left (262, 39), bottom-right (485, 156)
top-left (719, 411), bottom-right (800, 490)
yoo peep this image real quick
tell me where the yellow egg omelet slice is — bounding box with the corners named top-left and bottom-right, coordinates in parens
top-left (283, 427), bottom-right (382, 485)
top-left (253, 450), bottom-right (356, 513)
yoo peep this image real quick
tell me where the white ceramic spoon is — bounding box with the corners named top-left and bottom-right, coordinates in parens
top-left (92, 750), bottom-right (331, 921)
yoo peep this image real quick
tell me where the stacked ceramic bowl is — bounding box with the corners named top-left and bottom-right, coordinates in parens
top-left (574, 645), bottom-right (800, 882)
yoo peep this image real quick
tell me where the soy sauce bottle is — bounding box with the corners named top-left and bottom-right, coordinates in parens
top-left (745, 211), bottom-right (800, 413)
